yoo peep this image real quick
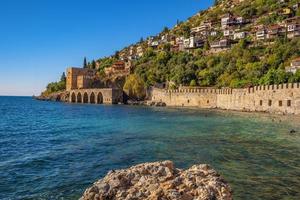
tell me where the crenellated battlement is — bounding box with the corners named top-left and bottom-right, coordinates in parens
top-left (150, 83), bottom-right (300, 115)
top-left (161, 82), bottom-right (300, 95)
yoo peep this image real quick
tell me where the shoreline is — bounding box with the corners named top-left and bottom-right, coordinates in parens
top-left (34, 94), bottom-right (300, 119)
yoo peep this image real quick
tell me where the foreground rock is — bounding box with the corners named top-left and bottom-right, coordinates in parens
top-left (81, 161), bottom-right (232, 200)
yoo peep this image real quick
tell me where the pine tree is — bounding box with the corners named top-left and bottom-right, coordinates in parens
top-left (83, 57), bottom-right (87, 68)
top-left (60, 72), bottom-right (66, 82)
top-left (91, 60), bottom-right (96, 69)
top-left (115, 51), bottom-right (120, 59)
top-left (163, 26), bottom-right (169, 33)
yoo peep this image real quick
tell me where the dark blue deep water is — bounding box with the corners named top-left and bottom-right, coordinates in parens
top-left (1, 96), bottom-right (300, 200)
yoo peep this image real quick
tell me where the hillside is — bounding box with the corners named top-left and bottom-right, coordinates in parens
top-left (44, 0), bottom-right (300, 94)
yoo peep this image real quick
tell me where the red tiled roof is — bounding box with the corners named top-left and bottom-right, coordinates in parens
top-left (114, 61), bottom-right (125, 65)
top-left (292, 57), bottom-right (300, 62)
top-left (268, 25), bottom-right (282, 29)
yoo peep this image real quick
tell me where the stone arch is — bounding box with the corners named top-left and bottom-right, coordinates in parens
top-left (90, 92), bottom-right (96, 104)
top-left (97, 92), bottom-right (103, 104)
top-left (83, 92), bottom-right (89, 103)
top-left (77, 92), bottom-right (82, 103)
top-left (71, 92), bottom-right (76, 103)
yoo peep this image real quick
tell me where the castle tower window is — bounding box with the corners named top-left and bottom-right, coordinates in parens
top-left (268, 100), bottom-right (272, 106)
top-left (260, 100), bottom-right (263, 106)
top-left (279, 101), bottom-right (283, 107)
top-left (287, 100), bottom-right (291, 107)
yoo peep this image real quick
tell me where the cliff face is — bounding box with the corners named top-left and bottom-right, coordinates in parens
top-left (80, 161), bottom-right (232, 200)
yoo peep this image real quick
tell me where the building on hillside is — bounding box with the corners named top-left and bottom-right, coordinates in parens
top-left (221, 13), bottom-right (235, 29)
top-left (235, 17), bottom-right (245, 25)
top-left (223, 28), bottom-right (235, 38)
top-left (129, 46), bottom-right (135, 56)
top-left (136, 46), bottom-right (144, 57)
top-left (293, 3), bottom-right (300, 10)
top-left (286, 17), bottom-right (300, 38)
top-left (183, 36), bottom-right (204, 49)
top-left (160, 35), bottom-right (167, 43)
top-left (168, 36), bottom-right (176, 46)
top-left (127, 46), bottom-right (138, 60)
top-left (233, 31), bottom-right (246, 40)
top-left (210, 30), bottom-right (218, 36)
top-left (119, 51), bottom-right (127, 61)
top-left (175, 37), bottom-right (185, 51)
top-left (66, 68), bottom-right (97, 91)
top-left (150, 41), bottom-right (159, 49)
top-left (210, 39), bottom-right (231, 50)
top-left (256, 27), bottom-right (267, 40)
top-left (147, 36), bottom-right (155, 46)
top-left (267, 25), bottom-right (286, 39)
top-left (286, 57), bottom-right (300, 74)
top-left (191, 22), bottom-right (212, 37)
top-left (104, 61), bottom-right (131, 77)
top-left (221, 13), bottom-right (245, 29)
top-left (279, 0), bottom-right (288, 4)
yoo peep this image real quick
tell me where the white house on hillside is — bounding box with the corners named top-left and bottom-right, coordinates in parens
top-left (286, 58), bottom-right (300, 74)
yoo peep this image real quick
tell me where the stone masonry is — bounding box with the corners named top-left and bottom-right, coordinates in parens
top-left (68, 88), bottom-right (123, 104)
top-left (150, 83), bottom-right (300, 115)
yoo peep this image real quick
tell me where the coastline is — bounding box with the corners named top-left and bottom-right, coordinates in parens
top-left (34, 92), bottom-right (300, 119)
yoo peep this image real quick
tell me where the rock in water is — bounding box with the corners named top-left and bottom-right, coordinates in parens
top-left (80, 161), bottom-right (232, 200)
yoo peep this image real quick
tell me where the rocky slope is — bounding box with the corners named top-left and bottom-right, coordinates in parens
top-left (80, 161), bottom-right (232, 200)
top-left (34, 91), bottom-right (68, 102)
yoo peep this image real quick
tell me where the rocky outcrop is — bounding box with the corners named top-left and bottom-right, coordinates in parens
top-left (34, 91), bottom-right (68, 102)
top-left (81, 161), bottom-right (232, 200)
top-left (146, 101), bottom-right (167, 107)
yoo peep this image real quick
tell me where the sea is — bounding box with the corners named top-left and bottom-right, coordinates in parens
top-left (0, 96), bottom-right (300, 200)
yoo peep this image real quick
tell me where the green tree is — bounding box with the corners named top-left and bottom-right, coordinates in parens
top-left (91, 60), bottom-right (96, 69)
top-left (114, 51), bottom-right (120, 59)
top-left (123, 74), bottom-right (146, 100)
top-left (83, 57), bottom-right (87, 68)
top-left (162, 26), bottom-right (169, 33)
top-left (60, 72), bottom-right (66, 82)
top-left (190, 80), bottom-right (197, 87)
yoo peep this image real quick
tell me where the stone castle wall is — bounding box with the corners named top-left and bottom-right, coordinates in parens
top-left (150, 83), bottom-right (300, 114)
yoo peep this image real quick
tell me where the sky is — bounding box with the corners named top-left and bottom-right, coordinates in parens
top-left (0, 0), bottom-right (213, 96)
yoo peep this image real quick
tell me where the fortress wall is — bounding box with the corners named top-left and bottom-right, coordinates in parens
top-left (150, 83), bottom-right (300, 114)
top-left (151, 88), bottom-right (217, 108)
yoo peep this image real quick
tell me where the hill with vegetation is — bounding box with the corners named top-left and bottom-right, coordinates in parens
top-left (44, 0), bottom-right (300, 95)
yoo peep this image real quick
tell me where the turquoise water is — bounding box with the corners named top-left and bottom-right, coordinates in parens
top-left (0, 97), bottom-right (300, 200)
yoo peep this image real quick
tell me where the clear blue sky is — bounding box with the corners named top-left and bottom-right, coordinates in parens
top-left (0, 0), bottom-right (213, 96)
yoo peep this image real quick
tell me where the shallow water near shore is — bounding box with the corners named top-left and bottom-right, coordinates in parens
top-left (1, 96), bottom-right (300, 199)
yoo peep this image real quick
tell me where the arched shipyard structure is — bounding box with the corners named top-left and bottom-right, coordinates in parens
top-left (68, 88), bottom-right (123, 104)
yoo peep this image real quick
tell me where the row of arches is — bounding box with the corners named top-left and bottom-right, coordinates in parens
top-left (70, 92), bottom-right (103, 104)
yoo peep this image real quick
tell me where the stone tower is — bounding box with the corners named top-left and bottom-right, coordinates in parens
top-left (66, 67), bottom-right (96, 91)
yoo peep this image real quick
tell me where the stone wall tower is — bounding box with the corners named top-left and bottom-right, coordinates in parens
top-left (66, 67), bottom-right (96, 91)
